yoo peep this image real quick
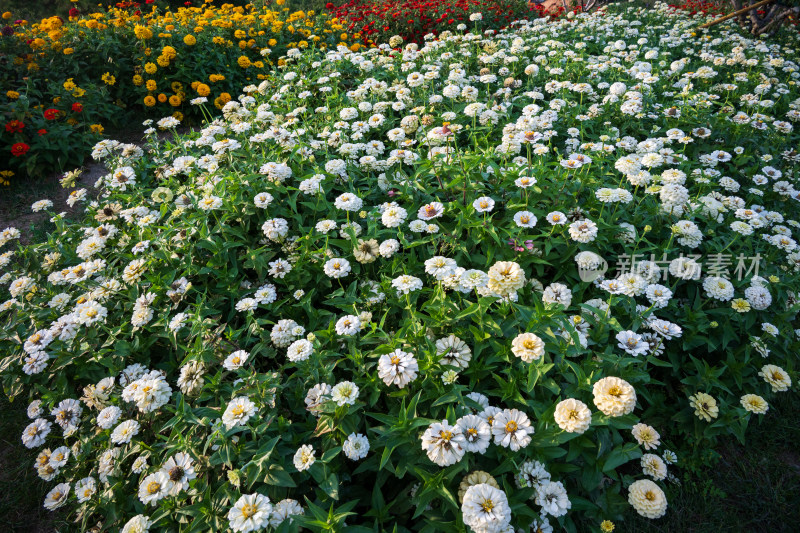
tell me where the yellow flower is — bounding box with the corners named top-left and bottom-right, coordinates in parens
top-left (156, 55), bottom-right (170, 67)
top-left (6, 90), bottom-right (20, 100)
top-left (237, 56), bottom-right (251, 68)
top-left (2, 12), bottom-right (11, 20)
top-left (158, 93), bottom-right (168, 103)
top-left (173, 111), bottom-right (184, 122)
top-left (143, 95), bottom-right (156, 107)
top-left (144, 62), bottom-right (157, 74)
top-left (162, 46), bottom-right (177, 59)
top-left (276, 0), bottom-right (285, 4)
top-left (134, 25), bottom-right (153, 40)
top-left (341, 33), bottom-right (347, 40)
top-left (600, 520), bottom-right (615, 533)
top-left (171, 81), bottom-right (183, 92)
top-left (196, 83), bottom-right (210, 96)
top-left (234, 29), bottom-right (246, 39)
top-left (183, 34), bottom-right (196, 46)
top-left (688, 392), bottom-right (719, 422)
top-left (90, 124), bottom-right (104, 134)
top-left (101, 72), bottom-right (116, 86)
top-left (63, 48), bottom-right (74, 55)
top-left (0, 170), bottom-right (13, 186)
top-left (73, 87), bottom-right (85, 97)
top-left (132, 75), bottom-right (144, 86)
top-left (268, 38), bottom-right (277, 46)
top-left (146, 80), bottom-right (157, 91)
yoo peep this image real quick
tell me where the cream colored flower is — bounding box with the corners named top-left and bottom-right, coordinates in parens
top-left (740, 394), bottom-right (769, 414)
top-left (553, 398), bottom-right (592, 433)
top-left (487, 261), bottom-right (525, 296)
top-left (511, 332), bottom-right (545, 363)
top-left (628, 479), bottom-right (667, 519)
top-left (688, 392), bottom-right (718, 422)
top-left (631, 423), bottom-right (661, 450)
top-left (641, 453), bottom-right (667, 480)
top-left (758, 364), bottom-right (791, 392)
top-left (592, 377), bottom-right (636, 417)
top-left (458, 470), bottom-right (499, 503)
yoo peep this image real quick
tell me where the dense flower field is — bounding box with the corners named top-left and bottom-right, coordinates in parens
top-left (325, 0), bottom-right (535, 44)
top-left (2, 2), bottom-right (800, 531)
top-left (0, 2), bottom-right (344, 180)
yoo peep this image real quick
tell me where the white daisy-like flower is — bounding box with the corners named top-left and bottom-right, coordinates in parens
top-left (377, 349), bottom-right (419, 388)
top-left (421, 419), bottom-right (466, 466)
top-left (228, 493), bottom-right (273, 533)
top-left (343, 433), bottom-right (370, 460)
top-left (491, 408), bottom-right (533, 451)
top-left (293, 444), bottom-right (316, 471)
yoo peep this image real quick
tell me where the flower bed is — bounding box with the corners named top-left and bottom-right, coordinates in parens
top-left (1, 3), bottom-right (799, 531)
top-left (326, 0), bottom-right (536, 44)
top-left (0, 2), bottom-right (342, 182)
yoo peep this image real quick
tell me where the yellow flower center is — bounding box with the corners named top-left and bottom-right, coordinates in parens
top-left (481, 500), bottom-right (495, 512)
top-left (505, 421), bottom-right (518, 433)
top-left (241, 503), bottom-right (257, 518)
top-left (147, 481), bottom-right (161, 494)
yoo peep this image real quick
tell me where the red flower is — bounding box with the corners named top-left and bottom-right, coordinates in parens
top-left (5, 120), bottom-right (24, 133)
top-left (326, 2), bottom-right (334, 8)
top-left (11, 143), bottom-right (30, 157)
top-left (69, 8), bottom-right (80, 17)
top-left (38, 129), bottom-right (47, 136)
top-left (71, 103), bottom-right (83, 113)
top-left (44, 108), bottom-right (60, 120)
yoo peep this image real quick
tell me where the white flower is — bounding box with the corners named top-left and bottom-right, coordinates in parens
top-left (287, 339), bottom-right (313, 362)
top-left (293, 444), bottom-right (315, 471)
top-left (97, 406), bottom-right (121, 430)
top-left (536, 480), bottom-right (571, 517)
top-left (324, 258), bottom-right (351, 278)
top-left (641, 453), bottom-right (668, 480)
top-left (228, 493), bottom-right (273, 533)
top-left (269, 499), bottom-right (303, 528)
top-left (121, 515), bottom-right (151, 533)
top-left (473, 196), bottom-right (495, 213)
top-left (222, 396), bottom-right (257, 429)
top-left (224, 350), bottom-right (250, 371)
top-left (138, 471), bottom-right (170, 506)
top-left (456, 414), bottom-right (491, 454)
top-left (461, 484), bottom-right (511, 533)
top-left (553, 398), bottom-right (592, 434)
top-left (110, 420), bottom-right (140, 444)
top-left (21, 418), bottom-right (51, 448)
top-left (335, 315), bottom-right (361, 336)
top-left (593, 376), bottom-right (637, 416)
top-left (616, 330), bottom-right (649, 356)
top-left (392, 275), bottom-right (423, 295)
top-left (331, 381), bottom-right (360, 406)
top-left (511, 332), bottom-right (545, 362)
top-left (421, 420), bottom-right (466, 466)
top-left (491, 409), bottom-right (533, 451)
top-left (334, 193), bottom-right (363, 211)
top-left (514, 211), bottom-right (537, 227)
top-left (43, 483), bottom-right (70, 511)
top-left (377, 349), bottom-right (419, 388)
top-left (161, 452), bottom-right (196, 495)
top-left (628, 479), bottom-right (667, 519)
top-left (343, 433), bottom-right (370, 460)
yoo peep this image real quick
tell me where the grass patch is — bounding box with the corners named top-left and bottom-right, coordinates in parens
top-left (624, 392), bottom-right (800, 532)
top-left (0, 394), bottom-right (56, 533)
